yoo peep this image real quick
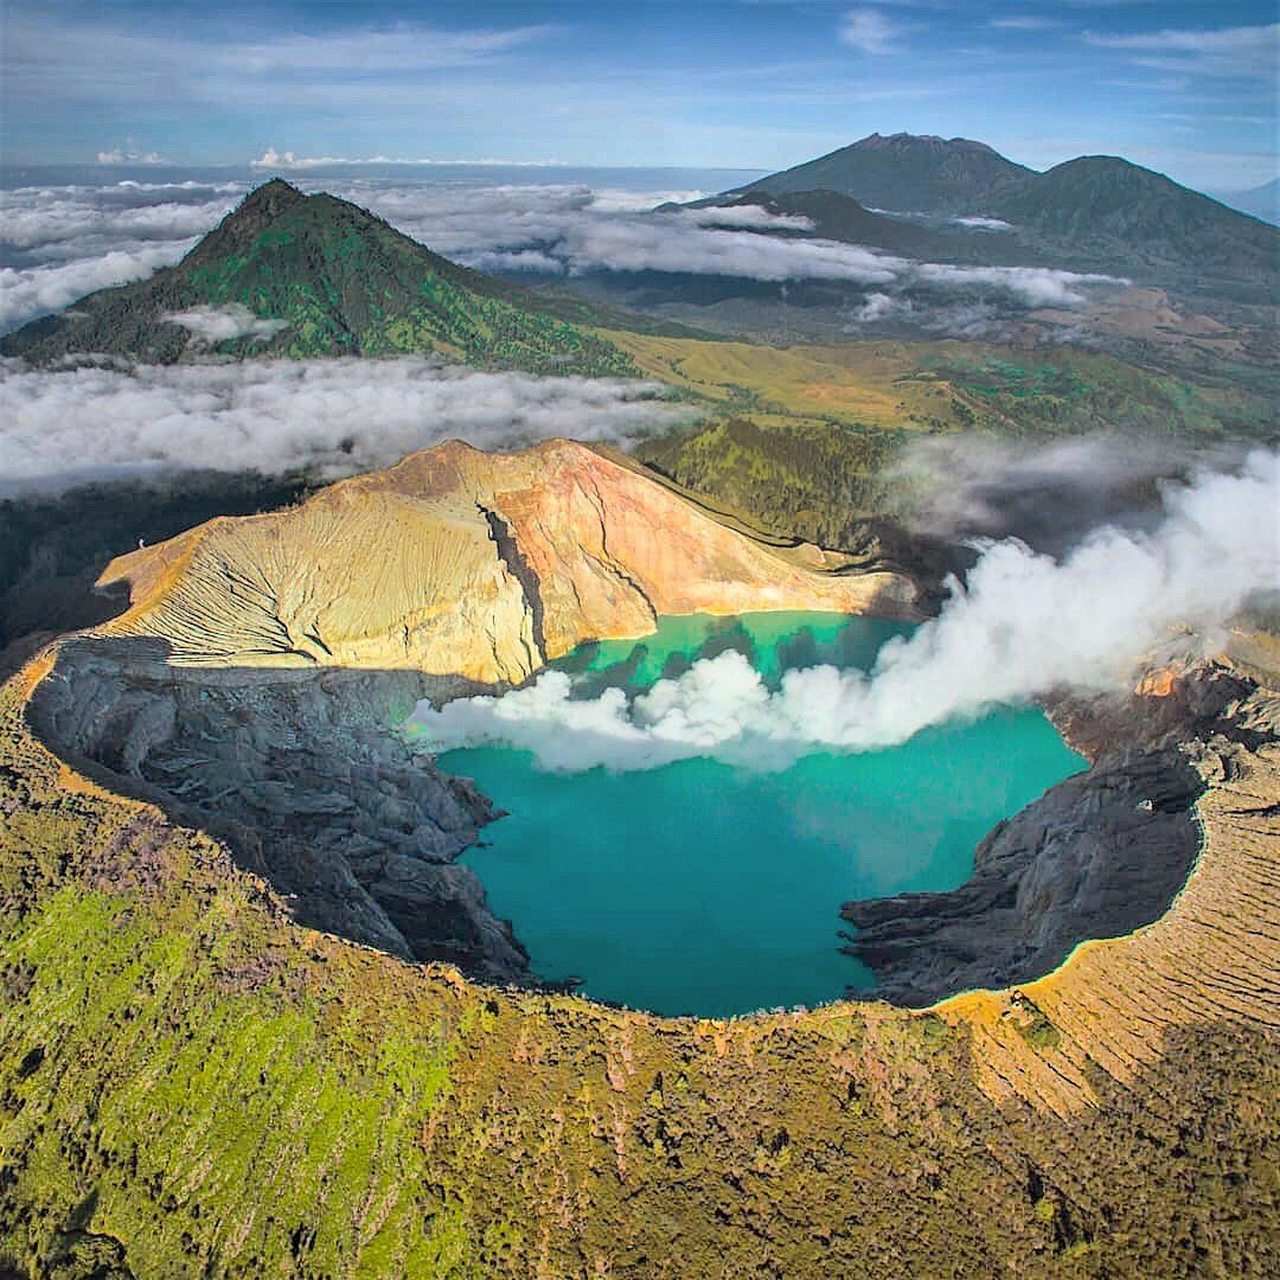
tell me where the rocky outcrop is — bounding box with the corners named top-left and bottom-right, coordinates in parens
top-left (842, 746), bottom-right (1204, 1005)
top-left (94, 438), bottom-right (920, 684)
top-left (27, 635), bottom-right (529, 982)
top-left (842, 664), bottom-right (1268, 1007)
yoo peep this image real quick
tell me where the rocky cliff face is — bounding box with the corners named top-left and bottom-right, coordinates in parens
top-left (96, 439), bottom-right (919, 685)
top-left (27, 635), bottom-right (531, 981)
top-left (842, 664), bottom-right (1270, 1006)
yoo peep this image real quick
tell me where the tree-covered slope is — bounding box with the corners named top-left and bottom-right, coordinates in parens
top-left (0, 180), bottom-right (634, 378)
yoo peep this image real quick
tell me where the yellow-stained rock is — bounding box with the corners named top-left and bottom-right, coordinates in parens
top-left (97, 439), bottom-right (917, 683)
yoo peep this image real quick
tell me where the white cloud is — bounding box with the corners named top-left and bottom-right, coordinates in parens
top-left (0, 190), bottom-right (237, 253)
top-left (989, 17), bottom-right (1062, 32)
top-left (0, 175), bottom-right (1122, 336)
top-left (97, 144), bottom-right (166, 165)
top-left (910, 262), bottom-right (1120, 306)
top-left (850, 292), bottom-right (901, 323)
top-left (1085, 22), bottom-right (1279, 78)
top-left (409, 450), bottom-right (1280, 772)
top-left (235, 23), bottom-right (552, 73)
top-left (4, 16), bottom-right (553, 111)
top-left (320, 179), bottom-right (1114, 303)
top-left (163, 304), bottom-right (290, 343)
top-left (887, 433), bottom-right (1253, 544)
top-left (0, 243), bottom-right (196, 332)
top-left (680, 204), bottom-right (816, 231)
top-left (250, 148), bottom-right (566, 170)
top-left (839, 9), bottom-right (904, 54)
top-left (0, 357), bottom-right (692, 496)
top-left (951, 215), bottom-right (1014, 231)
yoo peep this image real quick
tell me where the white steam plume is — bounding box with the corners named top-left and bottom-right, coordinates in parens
top-left (409, 451), bottom-right (1279, 772)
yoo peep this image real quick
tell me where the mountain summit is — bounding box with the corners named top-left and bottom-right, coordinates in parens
top-left (734, 133), bottom-right (1277, 297)
top-left (740, 131), bottom-right (1033, 213)
top-left (1, 181), bottom-right (632, 376)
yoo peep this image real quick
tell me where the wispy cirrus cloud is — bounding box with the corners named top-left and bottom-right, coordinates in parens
top-left (234, 23), bottom-right (553, 74)
top-left (1085, 22), bottom-right (1279, 79)
top-left (989, 17), bottom-right (1063, 32)
top-left (250, 148), bottom-right (566, 170)
top-left (2, 14), bottom-right (555, 111)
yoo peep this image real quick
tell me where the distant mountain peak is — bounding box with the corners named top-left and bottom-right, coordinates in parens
top-left (231, 177), bottom-right (306, 221)
top-left (184, 178), bottom-right (309, 267)
top-left (739, 131), bottom-right (1031, 212)
top-left (852, 132), bottom-right (1002, 156)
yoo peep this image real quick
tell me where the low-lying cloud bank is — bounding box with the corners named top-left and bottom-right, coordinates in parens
top-left (0, 179), bottom-right (240, 329)
top-left (1, 175), bottom-right (1120, 332)
top-left (0, 243), bottom-right (197, 332)
top-left (0, 356), bottom-right (690, 496)
top-left (408, 450), bottom-right (1279, 771)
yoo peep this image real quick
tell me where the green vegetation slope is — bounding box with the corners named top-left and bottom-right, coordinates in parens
top-left (0, 180), bottom-right (633, 377)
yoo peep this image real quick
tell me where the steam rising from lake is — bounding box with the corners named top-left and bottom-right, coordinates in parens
top-left (409, 450), bottom-right (1280, 771)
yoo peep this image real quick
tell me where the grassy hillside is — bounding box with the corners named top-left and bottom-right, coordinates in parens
top-left (612, 331), bottom-right (1274, 546)
top-left (0, 181), bottom-right (633, 378)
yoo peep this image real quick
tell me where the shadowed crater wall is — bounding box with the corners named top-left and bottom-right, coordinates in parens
top-left (24, 636), bottom-right (1255, 1011)
top-left (842, 668), bottom-right (1261, 1005)
top-left (27, 636), bottom-right (530, 983)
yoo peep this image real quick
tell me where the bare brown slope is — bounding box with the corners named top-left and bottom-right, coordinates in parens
top-left (95, 438), bottom-right (918, 683)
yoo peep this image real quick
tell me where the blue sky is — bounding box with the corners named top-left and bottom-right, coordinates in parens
top-left (2, 1), bottom-right (1276, 189)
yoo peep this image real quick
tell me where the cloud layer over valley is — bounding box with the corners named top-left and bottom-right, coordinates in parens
top-left (410, 451), bottom-right (1280, 772)
top-left (0, 356), bottom-right (689, 496)
top-left (0, 172), bottom-right (1121, 334)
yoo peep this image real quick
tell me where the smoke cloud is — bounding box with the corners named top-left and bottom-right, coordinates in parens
top-left (887, 432), bottom-right (1259, 553)
top-left (408, 451), bottom-right (1279, 771)
top-left (0, 356), bottom-right (691, 496)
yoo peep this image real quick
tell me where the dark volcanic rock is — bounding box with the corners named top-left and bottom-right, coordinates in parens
top-left (840, 665), bottom-right (1261, 1006)
top-left (27, 636), bottom-right (530, 983)
top-left (842, 748), bottom-right (1203, 1006)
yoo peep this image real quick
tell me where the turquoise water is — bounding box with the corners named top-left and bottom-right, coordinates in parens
top-left (442, 613), bottom-right (1085, 1018)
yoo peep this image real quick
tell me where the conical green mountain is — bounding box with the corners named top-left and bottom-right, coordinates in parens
top-left (1, 179), bottom-right (633, 376)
